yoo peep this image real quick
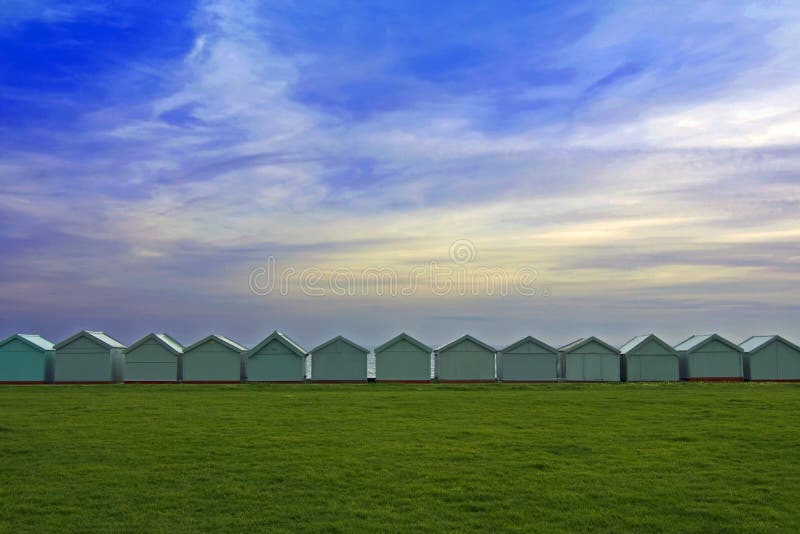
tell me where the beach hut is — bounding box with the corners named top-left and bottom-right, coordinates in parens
top-left (182, 335), bottom-right (247, 383)
top-left (619, 334), bottom-right (679, 382)
top-left (54, 331), bottom-right (126, 383)
top-left (558, 337), bottom-right (620, 382)
top-left (435, 335), bottom-right (496, 382)
top-left (0, 334), bottom-right (55, 383)
top-left (374, 333), bottom-right (432, 382)
top-left (310, 336), bottom-right (368, 382)
top-left (498, 336), bottom-right (557, 382)
top-left (247, 331), bottom-right (307, 382)
top-left (674, 334), bottom-right (743, 381)
top-left (740, 335), bottom-right (800, 381)
top-left (124, 333), bottom-right (184, 383)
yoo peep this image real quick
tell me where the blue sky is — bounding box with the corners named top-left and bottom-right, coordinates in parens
top-left (1, 1), bottom-right (800, 350)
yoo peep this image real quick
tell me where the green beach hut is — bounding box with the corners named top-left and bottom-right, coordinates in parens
top-left (124, 333), bottom-right (184, 383)
top-left (310, 336), bottom-right (368, 382)
top-left (182, 335), bottom-right (247, 383)
top-left (0, 334), bottom-right (55, 383)
top-left (558, 337), bottom-right (620, 382)
top-left (54, 331), bottom-right (126, 383)
top-left (498, 336), bottom-right (557, 382)
top-left (435, 335), bottom-right (496, 382)
top-left (374, 333), bottom-right (432, 382)
top-left (674, 334), bottom-right (743, 381)
top-left (246, 331), bottom-right (307, 382)
top-left (619, 334), bottom-right (679, 382)
top-left (740, 335), bottom-right (800, 381)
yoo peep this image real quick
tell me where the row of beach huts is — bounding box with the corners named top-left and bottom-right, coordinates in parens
top-left (1, 330), bottom-right (799, 384)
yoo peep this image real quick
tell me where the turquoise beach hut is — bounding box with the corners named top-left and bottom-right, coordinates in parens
top-left (674, 334), bottom-right (743, 381)
top-left (247, 331), bottom-right (307, 382)
top-left (374, 333), bottom-right (432, 382)
top-left (619, 334), bottom-right (679, 382)
top-left (182, 335), bottom-right (247, 383)
top-left (124, 333), bottom-right (184, 383)
top-left (740, 335), bottom-right (800, 381)
top-left (558, 337), bottom-right (620, 382)
top-left (435, 335), bottom-right (496, 382)
top-left (0, 334), bottom-right (55, 383)
top-left (498, 336), bottom-right (557, 382)
top-left (310, 336), bottom-right (368, 382)
top-left (54, 331), bottom-right (126, 383)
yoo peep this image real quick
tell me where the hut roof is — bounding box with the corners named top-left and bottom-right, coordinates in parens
top-left (374, 332), bottom-right (432, 354)
top-left (739, 335), bottom-right (800, 354)
top-left (248, 331), bottom-right (307, 358)
top-left (436, 334), bottom-right (495, 354)
top-left (618, 334), bottom-right (677, 356)
top-left (125, 333), bottom-right (184, 355)
top-left (0, 334), bottom-right (55, 352)
top-left (500, 336), bottom-right (556, 354)
top-left (673, 333), bottom-right (740, 353)
top-left (558, 336), bottom-right (618, 354)
top-left (54, 330), bottom-right (126, 350)
top-left (311, 335), bottom-right (369, 355)
top-left (185, 334), bottom-right (248, 354)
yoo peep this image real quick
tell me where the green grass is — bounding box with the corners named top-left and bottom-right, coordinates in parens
top-left (1, 383), bottom-right (799, 533)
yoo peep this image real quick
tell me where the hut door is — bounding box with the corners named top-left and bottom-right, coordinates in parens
top-left (584, 355), bottom-right (602, 381)
top-left (627, 357), bottom-right (640, 381)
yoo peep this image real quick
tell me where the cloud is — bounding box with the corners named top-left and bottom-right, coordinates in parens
top-left (2, 0), bottom-right (800, 343)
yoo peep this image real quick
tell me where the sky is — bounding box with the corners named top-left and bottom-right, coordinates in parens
top-left (1, 0), bottom-right (799, 351)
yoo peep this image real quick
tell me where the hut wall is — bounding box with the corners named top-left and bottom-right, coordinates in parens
top-left (125, 338), bottom-right (179, 382)
top-left (248, 339), bottom-right (305, 382)
top-left (0, 338), bottom-right (51, 382)
top-left (375, 338), bottom-right (431, 381)
top-left (438, 339), bottom-right (494, 381)
top-left (56, 336), bottom-right (113, 382)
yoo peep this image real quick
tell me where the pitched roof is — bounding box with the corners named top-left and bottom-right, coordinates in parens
top-left (436, 334), bottom-right (495, 354)
top-left (618, 335), bottom-right (649, 354)
top-left (673, 334), bottom-right (712, 352)
top-left (558, 336), bottom-right (618, 354)
top-left (248, 331), bottom-right (307, 358)
top-left (184, 334), bottom-right (248, 354)
top-left (374, 332), bottom-right (432, 354)
top-left (0, 334), bottom-right (55, 352)
top-left (738, 335), bottom-right (776, 353)
top-left (500, 336), bottom-right (556, 354)
top-left (311, 335), bottom-right (369, 355)
top-left (618, 334), bottom-right (677, 356)
top-left (673, 333), bottom-right (740, 353)
top-left (155, 333), bottom-right (185, 353)
top-left (54, 330), bottom-right (126, 350)
top-left (125, 333), bottom-right (184, 355)
top-left (558, 338), bottom-right (585, 351)
top-left (739, 335), bottom-right (800, 354)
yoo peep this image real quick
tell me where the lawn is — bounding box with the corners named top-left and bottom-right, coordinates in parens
top-left (0, 383), bottom-right (798, 533)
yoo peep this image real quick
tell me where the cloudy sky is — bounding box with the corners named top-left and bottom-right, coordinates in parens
top-left (1, 0), bottom-right (799, 350)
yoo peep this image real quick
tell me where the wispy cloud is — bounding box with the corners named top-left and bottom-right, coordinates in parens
top-left (1, 0), bottom-right (800, 345)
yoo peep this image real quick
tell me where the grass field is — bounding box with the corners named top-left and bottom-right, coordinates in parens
top-left (1, 383), bottom-right (799, 533)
